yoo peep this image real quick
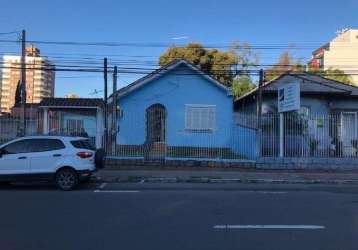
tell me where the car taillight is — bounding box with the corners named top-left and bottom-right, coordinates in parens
top-left (76, 152), bottom-right (93, 158)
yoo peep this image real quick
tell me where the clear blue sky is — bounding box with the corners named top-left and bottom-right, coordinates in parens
top-left (0, 0), bottom-right (357, 97)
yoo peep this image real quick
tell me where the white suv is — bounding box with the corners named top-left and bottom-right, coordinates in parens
top-left (0, 136), bottom-right (104, 190)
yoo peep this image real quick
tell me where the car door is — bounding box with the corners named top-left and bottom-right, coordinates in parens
top-left (0, 139), bottom-right (32, 175)
top-left (29, 139), bottom-right (66, 174)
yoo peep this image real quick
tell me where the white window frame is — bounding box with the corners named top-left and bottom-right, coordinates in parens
top-left (185, 104), bottom-right (216, 132)
top-left (66, 119), bottom-right (84, 134)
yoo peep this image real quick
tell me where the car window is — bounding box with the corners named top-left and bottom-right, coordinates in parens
top-left (70, 139), bottom-right (95, 150)
top-left (3, 140), bottom-right (32, 154)
top-left (30, 139), bottom-right (66, 152)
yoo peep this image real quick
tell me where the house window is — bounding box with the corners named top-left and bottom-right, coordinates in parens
top-left (185, 105), bottom-right (216, 132)
top-left (66, 119), bottom-right (84, 135)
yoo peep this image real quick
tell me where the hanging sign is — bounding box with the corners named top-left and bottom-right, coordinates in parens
top-left (278, 82), bottom-right (300, 112)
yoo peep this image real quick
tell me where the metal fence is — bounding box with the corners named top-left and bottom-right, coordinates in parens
top-left (260, 113), bottom-right (358, 158)
top-left (2, 111), bottom-right (358, 161)
top-left (108, 109), bottom-right (257, 162)
top-left (0, 118), bottom-right (39, 144)
top-left (0, 116), bottom-right (97, 146)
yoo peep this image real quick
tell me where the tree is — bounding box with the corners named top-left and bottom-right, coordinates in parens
top-left (265, 51), bottom-right (304, 81)
top-left (308, 67), bottom-right (353, 84)
top-left (265, 51), bottom-right (353, 84)
top-left (232, 75), bottom-right (256, 99)
top-left (14, 80), bottom-right (22, 105)
top-left (159, 43), bottom-right (258, 91)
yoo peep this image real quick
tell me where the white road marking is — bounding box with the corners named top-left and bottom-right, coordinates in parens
top-left (99, 183), bottom-right (107, 189)
top-left (253, 191), bottom-right (287, 194)
top-left (94, 190), bottom-right (140, 193)
top-left (214, 225), bottom-right (325, 230)
top-left (237, 191), bottom-right (287, 194)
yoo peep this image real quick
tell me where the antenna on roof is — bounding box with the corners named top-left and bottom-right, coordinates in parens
top-left (336, 28), bottom-right (349, 36)
top-left (89, 89), bottom-right (103, 95)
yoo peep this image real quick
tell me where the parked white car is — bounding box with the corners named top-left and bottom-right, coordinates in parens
top-left (0, 136), bottom-right (105, 190)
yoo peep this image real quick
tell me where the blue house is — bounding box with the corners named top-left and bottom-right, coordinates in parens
top-left (113, 60), bottom-right (255, 160)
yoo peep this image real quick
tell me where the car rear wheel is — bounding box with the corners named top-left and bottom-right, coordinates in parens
top-left (55, 168), bottom-right (78, 191)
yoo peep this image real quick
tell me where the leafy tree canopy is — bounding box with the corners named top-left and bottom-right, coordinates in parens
top-left (159, 43), bottom-right (259, 98)
top-left (232, 75), bottom-right (256, 100)
top-left (15, 80), bottom-right (22, 105)
top-left (265, 51), bottom-right (353, 84)
top-left (265, 51), bottom-right (304, 82)
top-left (159, 43), bottom-right (259, 93)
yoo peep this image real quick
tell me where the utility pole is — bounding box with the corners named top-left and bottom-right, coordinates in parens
top-left (103, 58), bottom-right (108, 151)
top-left (256, 69), bottom-right (264, 158)
top-left (20, 29), bottom-right (26, 136)
top-left (111, 66), bottom-right (118, 154)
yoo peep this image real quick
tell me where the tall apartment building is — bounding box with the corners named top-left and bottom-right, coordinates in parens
top-left (0, 46), bottom-right (55, 113)
top-left (309, 29), bottom-right (358, 85)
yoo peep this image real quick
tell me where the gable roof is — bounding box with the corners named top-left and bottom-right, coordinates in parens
top-left (39, 98), bottom-right (104, 108)
top-left (114, 59), bottom-right (231, 99)
top-left (235, 71), bottom-right (358, 105)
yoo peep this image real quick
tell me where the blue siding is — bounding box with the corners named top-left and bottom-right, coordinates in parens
top-left (117, 64), bottom-right (234, 148)
top-left (231, 125), bottom-right (257, 159)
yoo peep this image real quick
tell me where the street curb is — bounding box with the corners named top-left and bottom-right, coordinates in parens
top-left (91, 176), bottom-right (358, 185)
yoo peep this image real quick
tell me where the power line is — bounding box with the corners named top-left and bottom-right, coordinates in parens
top-left (0, 31), bottom-right (20, 36)
top-left (3, 59), bottom-right (358, 70)
top-left (1, 65), bottom-right (358, 77)
top-left (2, 39), bottom-right (358, 50)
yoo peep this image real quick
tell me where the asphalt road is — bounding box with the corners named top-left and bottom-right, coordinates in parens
top-left (1, 182), bottom-right (358, 250)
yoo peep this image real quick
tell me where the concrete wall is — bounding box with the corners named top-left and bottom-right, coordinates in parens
top-left (257, 157), bottom-right (358, 170)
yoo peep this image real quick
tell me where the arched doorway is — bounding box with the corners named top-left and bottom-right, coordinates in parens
top-left (146, 104), bottom-right (166, 144)
top-left (145, 104), bottom-right (167, 161)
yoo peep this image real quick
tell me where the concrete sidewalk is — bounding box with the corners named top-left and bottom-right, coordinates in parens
top-left (93, 169), bottom-right (358, 185)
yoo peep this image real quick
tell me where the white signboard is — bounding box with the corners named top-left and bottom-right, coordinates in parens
top-left (278, 82), bottom-right (300, 112)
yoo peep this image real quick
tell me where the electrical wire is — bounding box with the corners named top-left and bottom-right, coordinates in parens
top-left (1, 39), bottom-right (358, 50)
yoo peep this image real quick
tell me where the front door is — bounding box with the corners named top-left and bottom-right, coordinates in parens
top-left (0, 139), bottom-right (32, 174)
top-left (341, 112), bottom-right (357, 156)
top-left (145, 104), bottom-right (166, 160)
top-left (146, 104), bottom-right (166, 144)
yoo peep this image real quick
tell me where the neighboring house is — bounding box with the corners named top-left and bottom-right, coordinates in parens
top-left (235, 72), bottom-right (358, 158)
top-left (38, 98), bottom-right (104, 148)
top-left (112, 59), bottom-right (254, 160)
top-left (309, 29), bottom-right (358, 85)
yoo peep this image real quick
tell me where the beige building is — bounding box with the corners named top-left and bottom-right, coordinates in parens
top-left (309, 29), bottom-right (358, 85)
top-left (0, 46), bottom-right (55, 113)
